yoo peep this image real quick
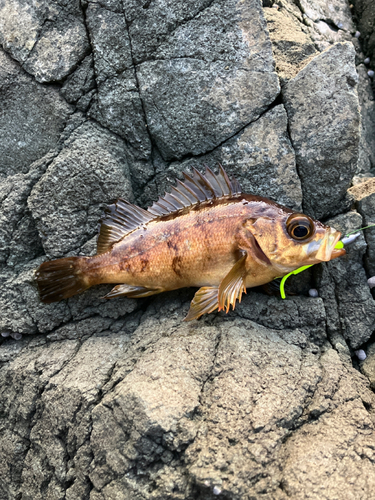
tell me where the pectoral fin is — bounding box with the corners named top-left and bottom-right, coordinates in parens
top-left (104, 284), bottom-right (162, 299)
top-left (184, 286), bottom-right (219, 321)
top-left (218, 252), bottom-right (247, 313)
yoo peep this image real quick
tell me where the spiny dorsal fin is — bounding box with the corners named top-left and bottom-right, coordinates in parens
top-left (97, 199), bottom-right (154, 254)
top-left (97, 165), bottom-right (242, 253)
top-left (147, 164), bottom-right (242, 217)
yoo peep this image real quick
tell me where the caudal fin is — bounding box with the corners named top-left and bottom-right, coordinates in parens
top-left (35, 257), bottom-right (89, 303)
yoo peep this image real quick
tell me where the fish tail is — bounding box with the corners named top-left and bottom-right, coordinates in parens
top-left (35, 257), bottom-right (90, 303)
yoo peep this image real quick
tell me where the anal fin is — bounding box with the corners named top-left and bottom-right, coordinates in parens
top-left (218, 252), bottom-right (247, 313)
top-left (104, 284), bottom-right (162, 299)
top-left (184, 286), bottom-right (219, 321)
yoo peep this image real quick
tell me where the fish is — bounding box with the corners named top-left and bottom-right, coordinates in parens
top-left (35, 165), bottom-right (346, 320)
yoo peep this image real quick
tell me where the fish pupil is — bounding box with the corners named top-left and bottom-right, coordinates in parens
top-left (293, 225), bottom-right (308, 238)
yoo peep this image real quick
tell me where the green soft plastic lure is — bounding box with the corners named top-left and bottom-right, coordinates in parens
top-left (279, 225), bottom-right (375, 299)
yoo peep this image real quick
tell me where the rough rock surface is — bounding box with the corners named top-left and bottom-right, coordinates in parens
top-left (1, 0), bottom-right (375, 498)
top-left (283, 42), bottom-right (360, 219)
top-left (352, 0), bottom-right (375, 70)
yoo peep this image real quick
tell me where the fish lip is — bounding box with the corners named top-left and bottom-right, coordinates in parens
top-left (330, 247), bottom-right (346, 260)
top-left (315, 229), bottom-right (344, 262)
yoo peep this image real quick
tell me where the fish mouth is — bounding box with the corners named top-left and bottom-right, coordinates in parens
top-left (330, 246), bottom-right (346, 260)
top-left (315, 229), bottom-right (345, 262)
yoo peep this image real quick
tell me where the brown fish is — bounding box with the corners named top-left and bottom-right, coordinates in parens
top-left (35, 166), bottom-right (346, 320)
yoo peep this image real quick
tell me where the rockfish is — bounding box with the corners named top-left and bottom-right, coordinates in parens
top-left (36, 166), bottom-right (346, 320)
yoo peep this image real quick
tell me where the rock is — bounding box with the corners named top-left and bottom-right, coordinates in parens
top-left (356, 64), bottom-right (375, 173)
top-left (0, 50), bottom-right (73, 178)
top-left (136, 0), bottom-right (280, 160)
top-left (361, 343), bottom-right (375, 388)
top-left (348, 178), bottom-right (375, 276)
top-left (85, 3), bottom-right (132, 85)
top-left (283, 42), bottom-right (360, 219)
top-left (22, 19), bottom-right (90, 83)
top-left (2, 295), bottom-right (374, 499)
top-left (316, 211), bottom-right (375, 349)
top-left (141, 105), bottom-right (302, 212)
top-left (297, 0), bottom-right (355, 32)
top-left (60, 54), bottom-right (96, 108)
top-left (28, 121), bottom-right (133, 258)
top-left (0, 154), bottom-right (50, 268)
top-left (1, 0), bottom-right (375, 497)
top-left (352, 0), bottom-right (375, 69)
top-left (85, 3), bottom-right (151, 159)
top-left (0, 257), bottom-right (71, 335)
top-left (265, 6), bottom-right (318, 85)
top-left (89, 72), bottom-right (152, 159)
top-left (0, 0), bottom-right (89, 82)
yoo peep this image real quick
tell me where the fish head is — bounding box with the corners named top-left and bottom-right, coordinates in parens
top-left (244, 206), bottom-right (346, 274)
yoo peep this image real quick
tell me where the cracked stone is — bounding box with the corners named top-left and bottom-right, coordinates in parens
top-left (297, 0), bottom-right (355, 32)
top-left (348, 178), bottom-right (375, 277)
top-left (136, 0), bottom-right (280, 160)
top-left (317, 211), bottom-right (375, 349)
top-left (28, 120), bottom-right (133, 258)
top-left (356, 64), bottom-right (375, 173)
top-left (283, 42), bottom-right (360, 219)
top-left (0, 49), bottom-right (73, 178)
top-left (141, 105), bottom-right (302, 212)
top-left (265, 6), bottom-right (318, 85)
top-left (60, 54), bottom-right (96, 105)
top-left (0, 0), bottom-right (90, 82)
top-left (0, 0), bottom-right (375, 497)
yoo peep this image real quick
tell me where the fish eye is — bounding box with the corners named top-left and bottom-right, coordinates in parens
top-left (286, 214), bottom-right (315, 241)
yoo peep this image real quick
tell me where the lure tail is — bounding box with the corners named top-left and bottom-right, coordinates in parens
top-left (35, 257), bottom-right (90, 303)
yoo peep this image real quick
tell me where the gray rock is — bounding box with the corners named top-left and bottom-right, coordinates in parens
top-left (136, 0), bottom-right (280, 160)
top-left (0, 154), bottom-right (51, 268)
top-left (283, 42), bottom-right (360, 219)
top-left (356, 64), bottom-right (375, 173)
top-left (352, 0), bottom-right (375, 70)
top-left (141, 105), bottom-right (302, 212)
top-left (0, 258), bottom-right (71, 335)
top-left (2, 294), bottom-right (373, 500)
top-left (89, 72), bottom-right (152, 159)
top-left (60, 54), bottom-right (96, 105)
top-left (361, 343), bottom-right (375, 388)
top-left (84, 2), bottom-right (152, 159)
top-left (1, 0), bottom-right (375, 497)
top-left (348, 178), bottom-right (375, 276)
top-left (0, 49), bottom-right (73, 178)
top-left (85, 3), bottom-right (132, 85)
top-left (234, 292), bottom-right (327, 346)
top-left (28, 120), bottom-right (133, 258)
top-left (317, 211), bottom-right (375, 349)
top-left (297, 0), bottom-right (355, 32)
top-left (0, 0), bottom-right (90, 82)
top-left (22, 18), bottom-right (90, 83)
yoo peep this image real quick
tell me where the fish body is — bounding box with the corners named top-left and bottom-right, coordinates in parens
top-left (36, 166), bottom-right (345, 320)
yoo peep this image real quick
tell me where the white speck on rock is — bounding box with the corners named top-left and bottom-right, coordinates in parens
top-left (355, 31), bottom-right (361, 38)
top-left (355, 349), bottom-right (367, 361)
top-left (10, 333), bottom-right (23, 340)
top-left (364, 57), bottom-right (370, 65)
top-left (367, 277), bottom-right (375, 288)
top-left (309, 289), bottom-right (319, 298)
top-left (368, 70), bottom-right (374, 78)
top-left (213, 486), bottom-right (222, 495)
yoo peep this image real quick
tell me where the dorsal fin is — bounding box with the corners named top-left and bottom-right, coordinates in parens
top-left (97, 165), bottom-right (242, 254)
top-left (97, 199), bottom-right (154, 254)
top-left (147, 164), bottom-right (242, 216)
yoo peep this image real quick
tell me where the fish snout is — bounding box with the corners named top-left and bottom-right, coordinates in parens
top-left (315, 228), bottom-right (343, 262)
